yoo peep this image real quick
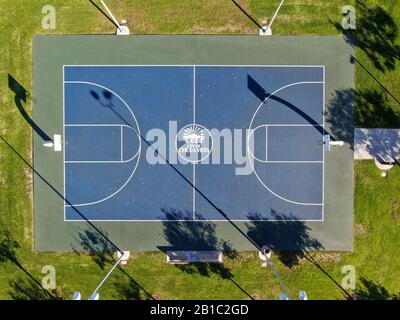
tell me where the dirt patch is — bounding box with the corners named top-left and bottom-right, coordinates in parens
top-left (354, 223), bottom-right (368, 237)
top-left (311, 252), bottom-right (342, 264)
top-left (390, 198), bottom-right (400, 221)
top-left (24, 166), bottom-right (33, 199)
top-left (193, 25), bottom-right (255, 34)
top-left (248, 293), bottom-right (261, 300)
top-left (152, 292), bottom-right (168, 300)
top-left (236, 252), bottom-right (256, 261)
top-left (360, 174), bottom-right (374, 189)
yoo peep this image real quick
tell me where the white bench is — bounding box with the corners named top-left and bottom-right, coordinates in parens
top-left (166, 251), bottom-right (222, 264)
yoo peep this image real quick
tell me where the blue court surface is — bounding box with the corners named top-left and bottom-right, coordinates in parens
top-left (64, 65), bottom-right (325, 221)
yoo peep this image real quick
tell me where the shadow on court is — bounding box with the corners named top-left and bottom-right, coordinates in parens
top-left (325, 88), bottom-right (355, 148)
top-left (7, 74), bottom-right (52, 142)
top-left (90, 89), bottom-right (114, 109)
top-left (159, 208), bottom-right (255, 300)
top-left (72, 228), bottom-right (116, 270)
top-left (332, 0), bottom-right (400, 73)
top-left (87, 88), bottom-right (265, 253)
top-left (159, 208), bottom-right (237, 254)
top-left (348, 277), bottom-right (400, 300)
top-left (247, 75), bottom-right (328, 136)
top-left (0, 225), bottom-right (58, 300)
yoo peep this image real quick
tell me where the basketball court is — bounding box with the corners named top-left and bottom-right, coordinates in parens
top-left (33, 36), bottom-right (354, 251)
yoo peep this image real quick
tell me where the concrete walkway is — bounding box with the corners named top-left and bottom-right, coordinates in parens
top-left (354, 128), bottom-right (400, 162)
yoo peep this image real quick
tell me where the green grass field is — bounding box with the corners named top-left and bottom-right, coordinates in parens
top-left (0, 0), bottom-right (399, 300)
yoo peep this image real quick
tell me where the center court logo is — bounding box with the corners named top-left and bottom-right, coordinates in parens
top-left (176, 124), bottom-right (213, 163)
top-left (145, 121), bottom-right (254, 176)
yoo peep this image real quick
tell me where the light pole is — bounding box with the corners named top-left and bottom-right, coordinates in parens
top-left (72, 251), bottom-right (129, 300)
top-left (259, 245), bottom-right (308, 300)
top-left (260, 0), bottom-right (285, 36)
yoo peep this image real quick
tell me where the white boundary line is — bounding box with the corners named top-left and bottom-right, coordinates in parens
top-left (66, 218), bottom-right (325, 222)
top-left (63, 80), bottom-right (141, 213)
top-left (63, 66), bottom-right (66, 221)
top-left (63, 64), bottom-right (325, 222)
top-left (322, 65), bottom-right (326, 221)
top-left (63, 64), bottom-right (325, 68)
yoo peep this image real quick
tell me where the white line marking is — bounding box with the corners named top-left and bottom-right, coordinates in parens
top-left (193, 66), bottom-right (196, 123)
top-left (64, 124), bottom-right (140, 163)
top-left (247, 80), bottom-right (324, 206)
top-left (65, 124), bottom-right (126, 126)
top-left (322, 65), bottom-right (326, 220)
top-left (264, 161), bottom-right (323, 163)
top-left (64, 64), bottom-right (325, 68)
top-left (193, 164), bottom-right (196, 220)
top-left (265, 125), bottom-right (268, 161)
top-left (64, 81), bottom-right (141, 208)
top-left (65, 159), bottom-right (139, 164)
top-left (258, 124), bottom-right (324, 127)
top-left (65, 218), bottom-right (324, 222)
top-left (63, 66), bottom-right (66, 220)
top-left (63, 65), bottom-right (325, 221)
top-left (121, 125), bottom-right (123, 161)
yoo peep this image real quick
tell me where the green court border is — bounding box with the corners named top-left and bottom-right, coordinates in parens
top-left (33, 35), bottom-right (354, 251)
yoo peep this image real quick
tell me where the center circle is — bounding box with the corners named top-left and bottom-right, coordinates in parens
top-left (175, 123), bottom-right (213, 163)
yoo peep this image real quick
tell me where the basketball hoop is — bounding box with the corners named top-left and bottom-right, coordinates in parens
top-left (43, 141), bottom-right (54, 148)
top-left (43, 134), bottom-right (62, 151)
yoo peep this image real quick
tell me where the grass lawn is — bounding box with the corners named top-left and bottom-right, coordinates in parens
top-left (0, 0), bottom-right (399, 300)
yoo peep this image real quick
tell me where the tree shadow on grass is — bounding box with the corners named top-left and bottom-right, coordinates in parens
top-left (159, 208), bottom-right (253, 299)
top-left (327, 86), bottom-right (400, 139)
top-left (0, 226), bottom-right (57, 300)
top-left (327, 87), bottom-right (400, 161)
top-left (332, 0), bottom-right (400, 73)
top-left (352, 88), bottom-right (400, 128)
top-left (113, 269), bottom-right (154, 300)
top-left (349, 277), bottom-right (400, 300)
top-left (73, 228), bottom-right (155, 300)
top-left (8, 278), bottom-right (62, 300)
